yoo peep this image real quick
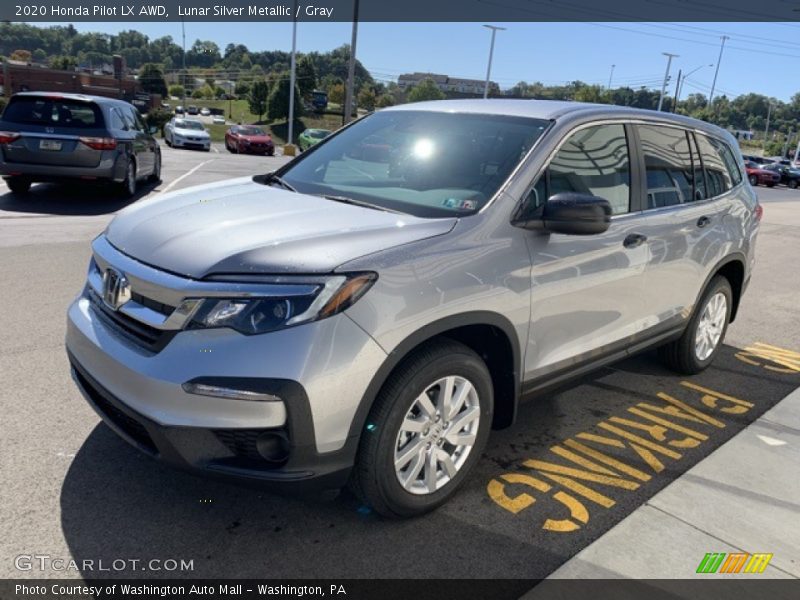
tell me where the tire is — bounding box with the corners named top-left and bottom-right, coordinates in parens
top-left (118, 159), bottom-right (137, 198)
top-left (789, 179), bottom-right (798, 190)
top-left (748, 175), bottom-right (758, 186)
top-left (659, 275), bottom-right (733, 375)
top-left (349, 339), bottom-right (493, 518)
top-left (148, 151), bottom-right (161, 183)
top-left (767, 183), bottom-right (775, 188)
top-left (226, 140), bottom-right (234, 153)
top-left (165, 132), bottom-right (172, 147)
top-left (5, 177), bottom-right (31, 194)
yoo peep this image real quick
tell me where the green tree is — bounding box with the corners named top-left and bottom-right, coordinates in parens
top-left (248, 80), bottom-right (270, 121)
top-left (138, 63), bottom-right (167, 97)
top-left (328, 83), bottom-right (345, 105)
top-left (358, 87), bottom-right (377, 111)
top-left (50, 55), bottom-right (77, 70)
top-left (407, 78), bottom-right (446, 103)
top-left (168, 84), bottom-right (185, 98)
top-left (296, 55), bottom-right (317, 100)
top-left (376, 94), bottom-right (395, 108)
top-left (235, 81), bottom-right (251, 97)
top-left (267, 74), bottom-right (303, 122)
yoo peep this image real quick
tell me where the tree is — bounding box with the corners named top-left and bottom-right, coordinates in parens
top-left (168, 84), bottom-right (185, 98)
top-left (50, 55), bottom-right (77, 70)
top-left (358, 88), bottom-right (377, 111)
top-left (407, 78), bottom-right (446, 103)
top-left (267, 74), bottom-right (303, 122)
top-left (9, 49), bottom-right (32, 62)
top-left (296, 55), bottom-right (318, 100)
top-left (376, 94), bottom-right (395, 108)
top-left (328, 83), bottom-right (345, 105)
top-left (235, 81), bottom-right (251, 97)
top-left (248, 80), bottom-right (270, 121)
top-left (138, 63), bottom-right (167, 97)
top-left (32, 48), bottom-right (47, 62)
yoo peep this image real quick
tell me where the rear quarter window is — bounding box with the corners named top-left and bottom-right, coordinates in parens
top-left (2, 97), bottom-right (104, 129)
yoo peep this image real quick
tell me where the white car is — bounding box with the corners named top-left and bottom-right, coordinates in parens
top-left (212, 115), bottom-right (226, 124)
top-left (164, 118), bottom-right (211, 151)
top-left (200, 107), bottom-right (211, 116)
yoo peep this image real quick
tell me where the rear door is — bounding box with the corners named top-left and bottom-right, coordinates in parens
top-left (632, 124), bottom-right (740, 330)
top-left (123, 105), bottom-right (155, 175)
top-left (0, 96), bottom-right (107, 167)
top-left (521, 123), bottom-right (652, 379)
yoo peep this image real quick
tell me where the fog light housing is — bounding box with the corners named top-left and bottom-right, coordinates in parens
top-left (182, 382), bottom-right (281, 403)
top-left (256, 432), bottom-right (291, 463)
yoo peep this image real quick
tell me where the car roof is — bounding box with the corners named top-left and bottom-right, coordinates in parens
top-left (11, 91), bottom-right (131, 107)
top-left (382, 99), bottom-right (731, 139)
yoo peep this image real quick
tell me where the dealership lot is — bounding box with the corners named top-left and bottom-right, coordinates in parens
top-left (1, 144), bottom-right (798, 581)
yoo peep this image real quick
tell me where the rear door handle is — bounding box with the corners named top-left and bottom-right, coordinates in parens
top-left (623, 233), bottom-right (647, 249)
top-left (697, 216), bottom-right (712, 228)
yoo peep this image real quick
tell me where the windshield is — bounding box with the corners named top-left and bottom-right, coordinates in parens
top-left (280, 110), bottom-right (550, 217)
top-left (309, 129), bottom-right (330, 139)
top-left (176, 120), bottom-right (204, 130)
top-left (2, 96), bottom-right (103, 128)
top-left (239, 126), bottom-right (266, 136)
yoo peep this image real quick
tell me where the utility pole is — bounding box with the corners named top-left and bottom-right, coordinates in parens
top-left (675, 63), bottom-right (713, 106)
top-left (287, 0), bottom-right (298, 150)
top-left (764, 102), bottom-right (773, 150)
top-left (658, 52), bottom-right (678, 112)
top-left (181, 18), bottom-right (186, 109)
top-left (671, 69), bottom-right (681, 112)
top-left (607, 64), bottom-right (615, 90)
top-left (708, 35), bottom-right (728, 105)
top-left (342, 0), bottom-right (359, 125)
top-left (482, 25), bottom-right (506, 99)
top-left (781, 130), bottom-right (793, 158)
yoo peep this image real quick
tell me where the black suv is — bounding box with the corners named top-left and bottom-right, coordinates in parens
top-left (762, 163), bottom-right (800, 189)
top-left (0, 92), bottom-right (161, 196)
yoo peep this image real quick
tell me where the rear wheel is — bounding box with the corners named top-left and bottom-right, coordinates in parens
top-left (789, 179), bottom-right (798, 189)
top-left (767, 182), bottom-right (776, 188)
top-left (118, 159), bottom-right (137, 198)
top-left (5, 177), bottom-right (31, 194)
top-left (148, 151), bottom-right (161, 183)
top-left (748, 174), bottom-right (758, 186)
top-left (349, 339), bottom-right (493, 518)
top-left (659, 276), bottom-right (732, 374)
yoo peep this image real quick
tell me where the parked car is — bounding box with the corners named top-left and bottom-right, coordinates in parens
top-left (741, 154), bottom-right (771, 165)
top-left (164, 118), bottom-right (211, 151)
top-left (200, 107), bottom-right (211, 117)
top-left (175, 105), bottom-right (185, 115)
top-left (65, 100), bottom-right (759, 517)
top-left (187, 105), bottom-right (199, 115)
top-left (212, 115), bottom-right (226, 125)
top-left (744, 161), bottom-right (780, 187)
top-left (0, 92), bottom-right (161, 196)
top-left (761, 162), bottom-right (800, 189)
top-left (225, 125), bottom-right (275, 155)
top-left (297, 128), bottom-right (332, 151)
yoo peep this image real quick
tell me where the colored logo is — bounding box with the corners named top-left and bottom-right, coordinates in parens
top-left (696, 552), bottom-right (773, 574)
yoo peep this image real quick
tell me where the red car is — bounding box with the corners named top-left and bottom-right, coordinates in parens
top-left (744, 161), bottom-right (779, 187)
top-left (225, 125), bottom-right (275, 156)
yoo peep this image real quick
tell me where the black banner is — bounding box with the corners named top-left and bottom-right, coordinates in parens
top-left (3, 0), bottom-right (800, 23)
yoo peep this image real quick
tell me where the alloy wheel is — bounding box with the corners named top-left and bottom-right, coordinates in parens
top-left (695, 291), bottom-right (727, 361)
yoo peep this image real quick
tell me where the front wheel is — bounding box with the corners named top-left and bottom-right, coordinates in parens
top-left (659, 275), bottom-right (732, 374)
top-left (5, 177), bottom-right (31, 194)
top-left (148, 151), bottom-right (161, 183)
top-left (118, 159), bottom-right (137, 198)
top-left (748, 175), bottom-right (758, 186)
top-left (349, 339), bottom-right (493, 518)
top-left (789, 179), bottom-right (798, 189)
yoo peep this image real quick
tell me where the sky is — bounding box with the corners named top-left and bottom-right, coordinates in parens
top-left (36, 21), bottom-right (800, 102)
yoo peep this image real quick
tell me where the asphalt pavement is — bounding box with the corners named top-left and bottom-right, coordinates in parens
top-left (0, 145), bottom-right (798, 584)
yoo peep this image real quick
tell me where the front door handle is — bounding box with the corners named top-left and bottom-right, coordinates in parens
top-left (697, 216), bottom-right (712, 228)
top-left (623, 233), bottom-right (647, 249)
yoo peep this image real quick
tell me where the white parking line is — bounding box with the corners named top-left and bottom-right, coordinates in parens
top-left (160, 159), bottom-right (215, 195)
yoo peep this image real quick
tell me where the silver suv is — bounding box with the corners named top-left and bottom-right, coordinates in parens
top-left (66, 100), bottom-right (760, 517)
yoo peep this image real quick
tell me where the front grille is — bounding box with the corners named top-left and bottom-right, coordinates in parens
top-left (214, 429), bottom-right (262, 461)
top-left (73, 367), bottom-right (158, 455)
top-left (87, 288), bottom-right (172, 353)
top-left (130, 291), bottom-right (175, 317)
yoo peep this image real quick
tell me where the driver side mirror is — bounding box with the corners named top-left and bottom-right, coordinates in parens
top-left (541, 192), bottom-right (612, 235)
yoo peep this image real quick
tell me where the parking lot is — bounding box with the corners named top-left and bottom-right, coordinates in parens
top-left (1, 142), bottom-right (798, 581)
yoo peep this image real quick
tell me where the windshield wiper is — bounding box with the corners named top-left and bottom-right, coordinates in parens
top-left (319, 194), bottom-right (403, 214)
top-left (259, 172), bottom-right (297, 192)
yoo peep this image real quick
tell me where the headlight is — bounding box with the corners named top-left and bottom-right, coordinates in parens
top-left (186, 273), bottom-right (376, 335)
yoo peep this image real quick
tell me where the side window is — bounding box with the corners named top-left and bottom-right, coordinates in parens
top-left (690, 134), bottom-right (708, 201)
top-left (639, 125), bottom-right (695, 209)
top-left (710, 137), bottom-right (742, 186)
top-left (548, 124), bottom-right (631, 215)
top-left (695, 134), bottom-right (733, 197)
top-left (109, 108), bottom-right (127, 131)
top-left (126, 106), bottom-right (145, 132)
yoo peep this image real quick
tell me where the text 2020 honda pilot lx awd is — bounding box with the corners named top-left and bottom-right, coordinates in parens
top-left (66, 100), bottom-right (760, 517)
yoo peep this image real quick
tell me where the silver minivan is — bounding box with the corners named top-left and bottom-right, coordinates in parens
top-left (66, 100), bottom-right (760, 517)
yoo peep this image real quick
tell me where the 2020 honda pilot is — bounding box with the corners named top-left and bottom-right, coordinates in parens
top-left (66, 100), bottom-right (759, 517)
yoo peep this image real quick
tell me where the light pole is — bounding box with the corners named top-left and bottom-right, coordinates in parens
top-left (286, 0), bottom-right (298, 151)
top-left (607, 64), bottom-right (615, 90)
top-left (708, 35), bottom-right (728, 105)
top-left (675, 63), bottom-right (713, 106)
top-left (482, 25), bottom-right (506, 99)
top-left (342, 0), bottom-right (360, 125)
top-left (657, 52), bottom-right (678, 112)
top-left (181, 18), bottom-right (186, 109)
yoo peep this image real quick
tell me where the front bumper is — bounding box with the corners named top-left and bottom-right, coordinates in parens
top-left (172, 137), bottom-right (211, 150)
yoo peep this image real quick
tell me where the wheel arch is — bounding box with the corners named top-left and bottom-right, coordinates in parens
top-left (701, 253), bottom-right (747, 323)
top-left (346, 311), bottom-right (522, 446)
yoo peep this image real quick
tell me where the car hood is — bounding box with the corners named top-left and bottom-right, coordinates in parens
top-left (239, 135), bottom-right (272, 143)
top-left (105, 177), bottom-right (457, 278)
top-left (174, 127), bottom-right (209, 137)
